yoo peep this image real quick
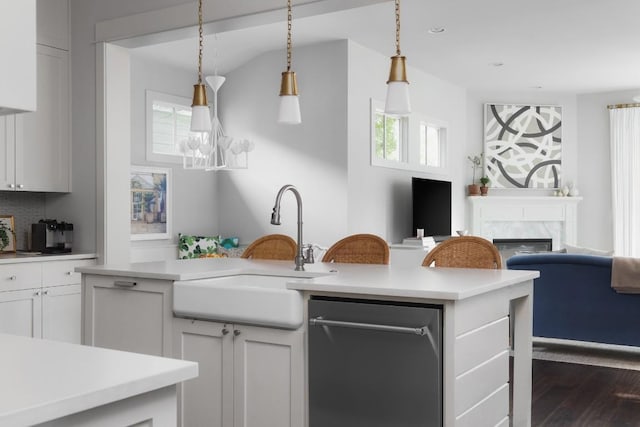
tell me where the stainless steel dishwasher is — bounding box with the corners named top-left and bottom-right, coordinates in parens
top-left (308, 296), bottom-right (442, 427)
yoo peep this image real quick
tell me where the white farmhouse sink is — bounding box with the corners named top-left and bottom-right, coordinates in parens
top-left (173, 275), bottom-right (310, 329)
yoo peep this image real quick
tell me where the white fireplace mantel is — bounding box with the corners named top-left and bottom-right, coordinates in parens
top-left (468, 196), bottom-right (582, 249)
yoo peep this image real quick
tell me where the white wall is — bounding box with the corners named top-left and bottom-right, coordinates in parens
top-left (575, 89), bottom-right (640, 251)
top-left (217, 41), bottom-right (349, 247)
top-left (347, 41), bottom-right (468, 243)
top-left (129, 54), bottom-right (219, 243)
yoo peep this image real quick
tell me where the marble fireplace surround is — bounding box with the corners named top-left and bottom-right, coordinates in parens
top-left (468, 196), bottom-right (582, 250)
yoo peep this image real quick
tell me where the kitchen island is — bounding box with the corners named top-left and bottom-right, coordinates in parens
top-left (0, 333), bottom-right (197, 426)
top-left (78, 258), bottom-right (538, 427)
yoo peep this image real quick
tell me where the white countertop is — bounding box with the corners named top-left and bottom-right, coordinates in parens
top-left (0, 334), bottom-right (197, 426)
top-left (0, 252), bottom-right (96, 264)
top-left (78, 258), bottom-right (539, 302)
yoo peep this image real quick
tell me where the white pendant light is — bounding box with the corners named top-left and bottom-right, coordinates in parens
top-left (190, 0), bottom-right (211, 132)
top-left (384, 0), bottom-right (411, 116)
top-left (278, 0), bottom-right (301, 124)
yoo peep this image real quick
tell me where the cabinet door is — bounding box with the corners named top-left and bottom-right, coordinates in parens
top-left (0, 289), bottom-right (42, 338)
top-left (16, 44), bottom-right (70, 192)
top-left (173, 318), bottom-right (233, 427)
top-left (0, 115), bottom-right (16, 190)
top-left (233, 325), bottom-right (304, 427)
top-left (83, 275), bottom-right (172, 356)
top-left (42, 284), bottom-right (81, 344)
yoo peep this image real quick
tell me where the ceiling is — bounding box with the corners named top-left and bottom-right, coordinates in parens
top-left (131, 0), bottom-right (640, 95)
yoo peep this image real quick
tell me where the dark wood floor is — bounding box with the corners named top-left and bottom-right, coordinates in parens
top-left (532, 359), bottom-right (640, 426)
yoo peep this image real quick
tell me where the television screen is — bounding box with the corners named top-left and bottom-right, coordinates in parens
top-left (412, 177), bottom-right (452, 239)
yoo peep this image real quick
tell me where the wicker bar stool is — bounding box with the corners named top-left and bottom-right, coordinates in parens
top-left (422, 236), bottom-right (502, 269)
top-left (322, 234), bottom-right (389, 264)
top-left (241, 234), bottom-right (297, 260)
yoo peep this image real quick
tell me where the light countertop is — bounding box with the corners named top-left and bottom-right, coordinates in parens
top-left (78, 258), bottom-right (539, 301)
top-left (0, 252), bottom-right (97, 264)
top-left (0, 334), bottom-right (197, 426)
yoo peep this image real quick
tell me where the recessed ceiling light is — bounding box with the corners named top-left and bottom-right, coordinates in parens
top-left (531, 86), bottom-right (543, 89)
top-left (490, 62), bottom-right (504, 67)
top-left (427, 27), bottom-right (445, 34)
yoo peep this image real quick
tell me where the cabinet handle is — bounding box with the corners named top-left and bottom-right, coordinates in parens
top-left (8, 275), bottom-right (17, 281)
top-left (222, 328), bottom-right (229, 335)
top-left (34, 290), bottom-right (41, 296)
top-left (42, 290), bottom-right (49, 295)
top-left (17, 184), bottom-right (24, 189)
top-left (114, 281), bottom-right (137, 288)
top-left (233, 329), bottom-right (241, 336)
top-left (66, 271), bottom-right (74, 276)
top-left (8, 184), bottom-right (15, 189)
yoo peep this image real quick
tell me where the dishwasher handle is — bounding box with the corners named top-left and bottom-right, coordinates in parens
top-left (309, 317), bottom-right (429, 336)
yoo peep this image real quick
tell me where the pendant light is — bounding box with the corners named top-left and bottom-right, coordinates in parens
top-left (384, 0), bottom-right (411, 116)
top-left (278, 0), bottom-right (301, 124)
top-left (190, 0), bottom-right (212, 132)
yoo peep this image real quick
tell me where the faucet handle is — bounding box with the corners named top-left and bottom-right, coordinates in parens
top-left (304, 244), bottom-right (315, 264)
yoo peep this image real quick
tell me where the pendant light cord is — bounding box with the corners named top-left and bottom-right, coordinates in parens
top-left (197, 0), bottom-right (204, 84)
top-left (286, 0), bottom-right (292, 71)
top-left (395, 0), bottom-right (401, 56)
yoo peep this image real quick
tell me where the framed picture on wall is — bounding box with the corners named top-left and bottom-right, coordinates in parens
top-left (484, 103), bottom-right (562, 189)
top-left (130, 166), bottom-right (171, 240)
top-left (0, 215), bottom-right (17, 253)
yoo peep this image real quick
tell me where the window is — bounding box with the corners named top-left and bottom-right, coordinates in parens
top-left (419, 121), bottom-right (446, 170)
top-left (370, 99), bottom-right (448, 173)
top-left (146, 91), bottom-right (196, 163)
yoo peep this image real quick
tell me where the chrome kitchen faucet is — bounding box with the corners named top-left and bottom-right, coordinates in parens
top-left (270, 184), bottom-right (310, 271)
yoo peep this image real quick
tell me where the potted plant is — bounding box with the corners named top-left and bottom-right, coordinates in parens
top-left (467, 154), bottom-right (482, 196)
top-left (480, 176), bottom-right (490, 196)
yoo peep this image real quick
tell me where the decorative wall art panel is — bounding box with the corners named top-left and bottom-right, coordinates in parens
top-left (484, 104), bottom-right (562, 189)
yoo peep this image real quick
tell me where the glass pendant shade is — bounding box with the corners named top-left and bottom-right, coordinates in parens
top-left (278, 95), bottom-right (301, 124)
top-left (278, 70), bottom-right (301, 124)
top-left (385, 55), bottom-right (411, 115)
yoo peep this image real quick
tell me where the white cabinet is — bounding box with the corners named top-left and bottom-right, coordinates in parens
top-left (83, 275), bottom-right (173, 356)
top-left (173, 318), bottom-right (304, 427)
top-left (0, 0), bottom-right (70, 192)
top-left (0, 258), bottom-right (95, 343)
top-left (0, 0), bottom-right (36, 115)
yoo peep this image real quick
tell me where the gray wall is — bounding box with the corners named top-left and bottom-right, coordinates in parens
top-left (129, 55), bottom-right (219, 243)
top-left (347, 41), bottom-right (468, 243)
top-left (217, 41), bottom-right (349, 247)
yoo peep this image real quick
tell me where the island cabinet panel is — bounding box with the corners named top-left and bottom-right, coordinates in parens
top-left (456, 384), bottom-right (509, 427)
top-left (173, 318), bottom-right (304, 427)
top-left (83, 275), bottom-right (173, 356)
top-left (454, 317), bottom-right (509, 376)
top-left (173, 318), bottom-right (233, 427)
top-left (0, 289), bottom-right (42, 338)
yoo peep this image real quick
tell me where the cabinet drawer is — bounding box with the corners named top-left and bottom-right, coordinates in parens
top-left (0, 264), bottom-right (42, 291)
top-left (43, 259), bottom-right (96, 286)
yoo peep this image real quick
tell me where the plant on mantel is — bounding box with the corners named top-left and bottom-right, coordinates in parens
top-left (480, 176), bottom-right (490, 196)
top-left (467, 153), bottom-right (482, 196)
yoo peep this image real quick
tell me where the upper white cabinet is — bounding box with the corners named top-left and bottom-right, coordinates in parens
top-left (0, 0), bottom-right (36, 115)
top-left (0, 0), bottom-right (70, 192)
top-left (36, 0), bottom-right (69, 50)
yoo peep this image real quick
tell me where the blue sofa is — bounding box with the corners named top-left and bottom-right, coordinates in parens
top-left (507, 253), bottom-right (640, 347)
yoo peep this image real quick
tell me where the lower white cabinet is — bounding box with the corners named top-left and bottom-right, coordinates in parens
top-left (173, 318), bottom-right (304, 427)
top-left (83, 275), bottom-right (173, 356)
top-left (0, 258), bottom-right (94, 344)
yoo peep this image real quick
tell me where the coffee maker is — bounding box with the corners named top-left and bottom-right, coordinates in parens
top-left (31, 219), bottom-right (73, 253)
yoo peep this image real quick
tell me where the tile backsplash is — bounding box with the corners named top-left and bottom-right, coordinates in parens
top-left (0, 192), bottom-right (46, 250)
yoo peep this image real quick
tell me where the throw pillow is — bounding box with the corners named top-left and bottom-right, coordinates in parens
top-left (562, 243), bottom-right (613, 257)
top-left (178, 234), bottom-right (221, 259)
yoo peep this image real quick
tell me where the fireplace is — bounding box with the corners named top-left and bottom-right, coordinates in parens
top-left (493, 238), bottom-right (552, 260)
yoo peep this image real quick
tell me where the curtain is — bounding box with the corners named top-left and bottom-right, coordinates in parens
top-left (609, 107), bottom-right (640, 257)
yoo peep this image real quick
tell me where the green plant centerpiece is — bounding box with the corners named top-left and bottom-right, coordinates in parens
top-left (467, 153), bottom-right (483, 196)
top-left (0, 221), bottom-right (14, 251)
top-left (479, 176), bottom-right (490, 196)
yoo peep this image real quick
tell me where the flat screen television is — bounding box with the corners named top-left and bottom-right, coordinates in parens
top-left (412, 177), bottom-right (452, 239)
